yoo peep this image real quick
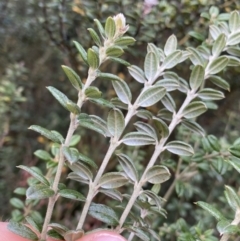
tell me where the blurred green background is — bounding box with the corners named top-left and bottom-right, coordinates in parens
top-left (1, 0), bottom-right (240, 239)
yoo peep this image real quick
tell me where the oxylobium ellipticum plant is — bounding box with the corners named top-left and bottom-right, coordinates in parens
top-left (8, 9), bottom-right (240, 241)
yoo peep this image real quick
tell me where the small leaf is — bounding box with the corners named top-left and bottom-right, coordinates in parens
top-left (165, 141), bottom-right (194, 156)
top-left (122, 132), bottom-right (156, 146)
top-left (98, 172), bottom-right (128, 189)
top-left (212, 34), bottom-right (226, 57)
top-left (112, 79), bottom-right (132, 104)
top-left (105, 17), bottom-right (116, 39)
top-left (47, 230), bottom-right (64, 240)
top-left (48, 223), bottom-right (69, 236)
top-left (29, 125), bottom-right (60, 143)
top-left (128, 65), bottom-right (146, 83)
top-left (196, 201), bottom-right (226, 220)
top-left (107, 108), bottom-right (125, 139)
top-left (137, 86), bottom-right (166, 107)
top-left (73, 41), bottom-right (88, 64)
top-left (25, 216), bottom-right (41, 233)
top-left (59, 189), bottom-right (85, 201)
top-left (69, 162), bottom-right (93, 181)
top-left (206, 56), bottom-right (229, 75)
top-left (153, 117), bottom-right (169, 138)
top-left (207, 135), bottom-right (221, 151)
top-left (164, 34), bottom-right (177, 56)
top-left (62, 65), bottom-right (82, 90)
top-left (144, 52), bottom-right (158, 82)
top-left (14, 187), bottom-right (26, 196)
top-left (88, 28), bottom-right (102, 46)
top-left (94, 19), bottom-right (105, 38)
top-left (136, 109), bottom-right (153, 120)
top-left (189, 65), bottom-right (205, 91)
top-left (98, 72), bottom-right (122, 81)
top-left (161, 50), bottom-right (182, 69)
top-left (198, 88), bottom-right (225, 100)
top-left (87, 48), bottom-right (99, 69)
top-left (88, 203), bottom-right (118, 225)
top-left (10, 198), bottom-right (25, 209)
top-left (208, 75), bottom-right (230, 91)
top-left (109, 57), bottom-right (130, 66)
top-left (114, 36), bottom-right (136, 46)
top-left (209, 25), bottom-right (221, 40)
top-left (224, 185), bottom-right (240, 211)
top-left (34, 150), bottom-right (52, 161)
top-left (63, 147), bottom-right (79, 164)
top-left (161, 93), bottom-right (176, 113)
top-left (106, 46), bottom-right (124, 57)
top-left (78, 153), bottom-right (97, 169)
top-left (117, 153), bottom-right (139, 182)
top-left (155, 78), bottom-right (179, 92)
top-left (7, 221), bottom-right (38, 240)
top-left (99, 189), bottom-right (123, 202)
top-left (144, 165), bottom-right (171, 184)
top-left (227, 47), bottom-right (240, 57)
top-left (187, 47), bottom-right (205, 66)
top-left (89, 98), bottom-right (115, 108)
top-left (18, 165), bottom-right (49, 186)
top-left (181, 119), bottom-right (205, 136)
top-left (69, 134), bottom-right (81, 146)
top-left (228, 157), bottom-right (240, 173)
top-left (229, 145), bottom-right (240, 158)
top-left (182, 101), bottom-right (207, 119)
top-left (217, 220), bottom-right (239, 235)
top-left (26, 184), bottom-right (54, 200)
top-left (229, 11), bottom-right (240, 33)
top-left (85, 86), bottom-right (102, 98)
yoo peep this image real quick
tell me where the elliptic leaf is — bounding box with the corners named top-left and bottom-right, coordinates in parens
top-left (98, 172), bottom-right (128, 189)
top-left (112, 79), bottom-right (132, 104)
top-left (212, 34), bottom-right (226, 57)
top-left (69, 162), bottom-right (93, 181)
top-left (153, 117), bottom-right (169, 138)
top-left (34, 150), bottom-right (52, 161)
top-left (88, 28), bottom-right (102, 46)
top-left (229, 11), bottom-right (240, 33)
top-left (114, 36), bottom-right (136, 46)
top-left (161, 50), bottom-right (182, 70)
top-left (109, 57), bottom-right (130, 66)
top-left (26, 184), bottom-right (54, 200)
top-left (137, 86), bottom-right (166, 107)
top-left (206, 56), bottom-right (229, 75)
top-left (62, 65), bottom-right (82, 90)
top-left (99, 189), bottom-right (123, 202)
top-left (187, 47), bottom-right (205, 66)
top-left (189, 65), bottom-right (205, 91)
top-left (144, 165), bottom-right (171, 184)
top-left (106, 46), bottom-right (124, 57)
top-left (198, 88), bottom-right (225, 101)
top-left (208, 75), bottom-right (230, 91)
top-left (134, 122), bottom-right (158, 140)
top-left (105, 17), bottom-right (116, 39)
top-left (122, 132), bottom-right (156, 146)
top-left (144, 52), bottom-right (158, 82)
top-left (209, 25), bottom-right (221, 40)
top-left (94, 19), bottom-right (105, 38)
top-left (165, 141), bottom-right (194, 156)
top-left (107, 108), bottom-right (125, 139)
top-left (63, 147), bottom-right (79, 164)
top-left (87, 48), bottom-right (99, 69)
top-left (85, 86), bottom-right (102, 98)
top-left (128, 65), bottom-right (146, 83)
top-left (164, 34), bottom-right (177, 56)
top-left (73, 41), bottom-right (88, 64)
top-left (182, 101), bottom-right (207, 119)
top-left (224, 185), bottom-right (240, 211)
top-left (181, 119), bottom-right (205, 136)
top-left (59, 189), bottom-right (85, 201)
top-left (161, 93), bottom-right (176, 113)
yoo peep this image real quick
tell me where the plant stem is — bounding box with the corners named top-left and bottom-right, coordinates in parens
top-left (116, 91), bottom-right (196, 231)
top-left (40, 71), bottom-right (96, 241)
top-left (220, 209), bottom-right (240, 241)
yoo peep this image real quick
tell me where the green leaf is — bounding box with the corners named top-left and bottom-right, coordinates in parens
top-left (181, 119), bottom-right (206, 136)
top-left (89, 97), bottom-right (115, 108)
top-left (47, 230), bottom-right (64, 240)
top-left (136, 109), bottom-right (153, 120)
top-left (88, 203), bottom-right (119, 225)
top-left (14, 187), bottom-right (26, 196)
top-left (153, 117), bottom-right (169, 138)
top-left (137, 86), bottom-right (166, 107)
top-left (73, 41), bottom-right (88, 64)
top-left (94, 19), bottom-right (105, 38)
top-left (106, 46), bottom-right (124, 57)
top-left (98, 72), bottom-right (122, 81)
top-left (105, 17), bottom-right (116, 39)
top-left (198, 88), bottom-right (225, 100)
top-left (98, 172), bottom-right (128, 189)
top-left (226, 56), bottom-right (240, 66)
top-left (114, 36), bottom-right (136, 46)
top-left (143, 190), bottom-right (163, 210)
top-left (25, 216), bottom-right (41, 233)
top-left (209, 25), bottom-right (221, 40)
top-left (78, 152), bottom-right (97, 169)
top-left (229, 145), bottom-right (240, 158)
top-left (224, 185), bottom-right (240, 211)
top-left (88, 28), bottom-right (102, 46)
top-left (69, 134), bottom-right (81, 146)
top-left (63, 147), bottom-right (79, 164)
top-left (207, 135), bottom-right (221, 151)
top-left (182, 101), bottom-right (207, 119)
top-left (128, 65), bottom-right (146, 83)
top-left (227, 47), bottom-right (240, 57)
top-left (188, 31), bottom-right (205, 41)
top-left (122, 132), bottom-right (156, 146)
top-left (18, 165), bottom-right (49, 186)
top-left (164, 34), bottom-right (177, 56)
top-left (107, 108), bottom-right (125, 139)
top-left (161, 50), bottom-right (182, 69)
top-left (165, 141), bottom-right (194, 156)
top-left (144, 52), bottom-right (158, 82)
top-left (157, 108), bottom-right (173, 121)
top-left (59, 189), bottom-right (85, 201)
top-left (155, 78), bottom-right (179, 92)
top-left (196, 201), bottom-right (226, 220)
top-left (134, 121), bottom-right (157, 140)
top-left (187, 47), bottom-right (205, 66)
top-left (7, 221), bottom-right (38, 240)
top-left (189, 65), bottom-right (205, 91)
top-left (87, 48), bottom-right (99, 69)
top-left (206, 56), bottom-right (229, 75)
top-left (229, 11), bottom-right (240, 33)
top-left (47, 86), bottom-right (81, 114)
top-left (34, 150), bottom-right (52, 161)
top-left (26, 184), bottom-right (54, 200)
top-left (85, 86), bottom-right (102, 98)
top-left (112, 79), bottom-right (132, 104)
top-left (99, 189), bottom-right (123, 202)
top-left (67, 173), bottom-right (89, 185)
top-left (109, 57), bottom-right (130, 66)
top-left (144, 165), bottom-right (171, 184)
top-left (10, 198), bottom-right (25, 209)
top-left (161, 93), bottom-right (176, 112)
top-left (208, 75), bottom-right (230, 91)
top-left (29, 125), bottom-right (61, 143)
top-left (117, 153), bottom-right (139, 182)
top-left (48, 223), bottom-right (69, 237)
top-left (212, 34), bottom-right (226, 57)
top-left (62, 65), bottom-right (82, 90)
top-left (68, 162), bottom-right (93, 181)
top-left (217, 220), bottom-right (240, 235)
